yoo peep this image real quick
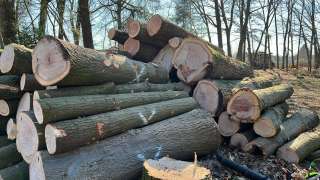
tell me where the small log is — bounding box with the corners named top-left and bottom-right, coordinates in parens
top-left (108, 28), bottom-right (129, 44)
top-left (0, 143), bottom-right (22, 169)
top-left (6, 119), bottom-right (17, 140)
top-left (243, 109), bottom-right (319, 156)
top-left (32, 36), bottom-right (169, 86)
top-left (30, 109), bottom-right (221, 180)
top-left (173, 38), bottom-right (253, 84)
top-left (142, 157), bottom-right (211, 180)
top-left (168, 37), bottom-right (183, 49)
top-left (253, 102), bottom-right (289, 137)
top-left (0, 75), bottom-right (21, 100)
top-left (227, 84), bottom-right (294, 122)
top-left (45, 97), bottom-right (198, 154)
top-left (20, 73), bottom-right (45, 91)
top-left (151, 45), bottom-right (175, 72)
top-left (0, 136), bottom-right (12, 148)
top-left (0, 99), bottom-right (18, 116)
top-left (230, 130), bottom-right (257, 150)
top-left (34, 91), bottom-right (188, 124)
top-left (123, 38), bottom-right (160, 62)
top-left (0, 161), bottom-right (28, 180)
top-left (16, 92), bottom-right (31, 120)
top-left (276, 125), bottom-right (320, 163)
top-left (0, 43), bottom-right (32, 74)
top-left (218, 111), bottom-right (240, 137)
top-left (193, 74), bottom-right (280, 116)
top-left (16, 111), bottom-right (45, 164)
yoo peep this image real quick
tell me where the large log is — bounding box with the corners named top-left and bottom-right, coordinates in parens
top-left (142, 157), bottom-right (211, 180)
top-left (227, 84), bottom-right (294, 122)
top-left (0, 161), bottom-right (28, 180)
top-left (0, 99), bottom-right (18, 116)
top-left (114, 82), bottom-right (188, 94)
top-left (45, 97), bottom-right (198, 154)
top-left (0, 143), bottom-right (22, 169)
top-left (276, 125), bottom-right (320, 163)
top-left (30, 109), bottom-right (221, 180)
top-left (230, 130), bottom-right (257, 150)
top-left (20, 73), bottom-right (45, 91)
top-left (108, 28), bottom-right (129, 44)
top-left (0, 43), bottom-right (32, 74)
top-left (6, 118), bottom-right (17, 140)
top-left (34, 91), bottom-right (188, 124)
top-left (172, 38), bottom-right (253, 84)
top-left (151, 45), bottom-right (175, 72)
top-left (243, 109), bottom-right (319, 156)
top-left (32, 36), bottom-right (169, 86)
top-left (253, 102), bottom-right (289, 137)
top-left (193, 74), bottom-right (280, 116)
top-left (0, 136), bottom-right (12, 148)
top-left (0, 75), bottom-right (21, 100)
top-left (123, 38), bottom-right (160, 62)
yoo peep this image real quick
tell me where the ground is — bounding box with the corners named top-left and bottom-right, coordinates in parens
top-left (200, 69), bottom-right (320, 180)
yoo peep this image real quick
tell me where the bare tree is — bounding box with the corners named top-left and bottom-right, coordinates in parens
top-left (39, 0), bottom-right (50, 38)
top-left (78, 0), bottom-right (94, 48)
top-left (0, 0), bottom-right (17, 44)
top-left (57, 0), bottom-right (66, 39)
top-left (220, 0), bottom-right (235, 56)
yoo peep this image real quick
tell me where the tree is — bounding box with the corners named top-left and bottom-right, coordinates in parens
top-left (78, 0), bottom-right (94, 48)
top-left (220, 0), bottom-right (235, 56)
top-left (0, 0), bottom-right (17, 44)
top-left (39, 0), bottom-right (50, 38)
top-left (57, 0), bottom-right (66, 39)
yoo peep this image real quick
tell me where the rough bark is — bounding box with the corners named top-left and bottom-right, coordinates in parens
top-left (0, 75), bottom-right (21, 100)
top-left (227, 84), bottom-right (294, 122)
top-left (0, 117), bottom-right (10, 135)
top-left (34, 91), bottom-right (188, 124)
top-left (230, 130), bottom-right (257, 150)
top-left (0, 136), bottom-right (12, 148)
top-left (108, 28), bottom-right (129, 45)
top-left (253, 102), bottom-right (289, 137)
top-left (0, 43), bottom-right (32, 74)
top-left (193, 74), bottom-right (280, 116)
top-left (277, 125), bottom-right (320, 163)
top-left (6, 118), bottom-right (16, 140)
top-left (0, 143), bottom-right (22, 169)
top-left (0, 75), bottom-right (19, 87)
top-left (0, 99), bottom-right (18, 116)
top-left (151, 45), bottom-right (175, 72)
top-left (114, 82), bottom-right (188, 94)
top-left (30, 109), bottom-right (221, 180)
top-left (243, 109), bottom-right (319, 156)
top-left (168, 37), bottom-right (183, 49)
top-left (0, 161), bottom-right (28, 180)
top-left (218, 111), bottom-right (240, 137)
top-left (78, 0), bottom-right (94, 48)
top-left (45, 97), bottom-right (198, 154)
top-left (32, 36), bottom-right (169, 86)
top-left (142, 157), bottom-right (211, 180)
top-left (20, 74), bottom-right (45, 91)
top-left (123, 38), bottom-right (160, 62)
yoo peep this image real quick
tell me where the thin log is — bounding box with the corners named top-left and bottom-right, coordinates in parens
top-left (32, 36), bottom-right (169, 86)
top-left (34, 91), bottom-right (188, 124)
top-left (0, 43), bottom-right (32, 74)
top-left (0, 161), bottom-right (28, 180)
top-left (6, 118), bottom-right (16, 140)
top-left (20, 73), bottom-right (45, 91)
top-left (151, 45), bottom-right (175, 72)
top-left (230, 130), bottom-right (257, 150)
top-left (30, 109), bottom-right (221, 180)
top-left (108, 28), bottom-right (129, 44)
top-left (276, 125), bottom-right (320, 163)
top-left (253, 102), bottom-right (289, 137)
top-left (0, 99), bottom-right (18, 116)
top-left (123, 38), bottom-right (160, 62)
top-left (227, 84), bottom-right (294, 122)
top-left (0, 143), bottom-right (22, 169)
top-left (168, 37), bottom-right (183, 49)
top-left (45, 97), bottom-right (198, 154)
top-left (243, 109), bottom-right (319, 156)
top-left (0, 136), bottom-right (12, 148)
top-left (218, 111), bottom-right (240, 137)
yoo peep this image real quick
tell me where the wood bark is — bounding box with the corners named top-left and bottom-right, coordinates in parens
top-left (0, 161), bottom-right (28, 180)
top-left (230, 130), bottom-right (257, 150)
top-left (0, 143), bottom-right (22, 169)
top-left (30, 109), bottom-right (221, 180)
top-left (243, 109), bottom-right (319, 156)
top-left (34, 91), bottom-right (188, 124)
top-left (276, 125), bottom-right (320, 163)
top-left (114, 82), bottom-right (188, 94)
top-left (0, 75), bottom-right (19, 87)
top-left (123, 38), bottom-right (160, 62)
top-left (0, 117), bottom-right (10, 135)
top-left (227, 84), bottom-right (294, 122)
top-left (0, 99), bottom-right (18, 116)
top-left (45, 97), bottom-right (198, 154)
top-left (193, 74), bottom-right (280, 116)
top-left (142, 157), bottom-right (211, 180)
top-left (20, 74), bottom-right (45, 91)
top-left (6, 118), bottom-right (16, 140)
top-left (151, 45), bottom-right (175, 72)
top-left (32, 36), bottom-right (169, 86)
top-left (108, 28), bottom-right (129, 45)
top-left (253, 102), bottom-right (289, 137)
top-left (173, 38), bottom-right (253, 84)
top-left (0, 136), bottom-right (12, 148)
top-left (0, 44), bottom-right (32, 74)
top-left (0, 75), bottom-right (21, 100)
top-left (168, 37), bottom-right (183, 49)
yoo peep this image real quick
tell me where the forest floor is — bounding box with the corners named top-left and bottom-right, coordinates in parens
top-left (200, 69), bottom-right (320, 180)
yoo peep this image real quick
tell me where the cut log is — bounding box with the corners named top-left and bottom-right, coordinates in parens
top-left (193, 74), bottom-right (280, 116)
top-left (0, 143), bottom-right (22, 169)
top-left (243, 109), bottom-right (319, 156)
top-left (30, 109), bottom-right (221, 180)
top-left (0, 99), bottom-right (18, 116)
top-left (114, 82), bottom-right (189, 94)
top-left (0, 161), bottom-right (28, 180)
top-left (123, 38), bottom-right (160, 62)
top-left (151, 45), bottom-right (175, 72)
top-left (253, 102), bottom-right (289, 137)
top-left (16, 111), bottom-right (45, 164)
top-left (0, 75), bottom-right (21, 100)
top-left (16, 92), bottom-right (31, 120)
top-left (6, 119), bottom-right (17, 140)
top-left (108, 28), bottom-right (129, 44)
top-left (105, 47), bottom-right (132, 58)
top-left (20, 73), bottom-right (45, 91)
top-left (32, 36), bottom-right (169, 86)
top-left (142, 157), bottom-right (211, 180)
top-left (34, 90), bottom-right (188, 124)
top-left (0, 136), bottom-right (12, 148)
top-left (0, 43), bottom-right (32, 74)
top-left (173, 38), bottom-right (253, 84)
top-left (0, 75), bottom-right (20, 86)
top-left (276, 125), bottom-right (320, 163)
top-left (45, 97), bottom-right (198, 154)
top-left (230, 130), bottom-right (257, 150)
top-left (168, 37), bottom-right (183, 49)
top-left (227, 84), bottom-right (294, 122)
top-left (217, 111), bottom-right (240, 137)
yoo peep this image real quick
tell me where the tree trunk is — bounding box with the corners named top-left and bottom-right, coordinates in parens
top-left (32, 36), bottom-right (169, 86)
top-left (168, 37), bottom-right (182, 49)
top-left (124, 38), bottom-right (160, 62)
top-left (38, 0), bottom-right (49, 38)
top-left (57, 0), bottom-right (66, 39)
top-left (108, 28), bottom-right (129, 45)
top-left (0, 99), bottom-right (18, 116)
top-left (230, 129), bottom-right (257, 150)
top-left (114, 82), bottom-right (188, 94)
top-left (253, 102), bottom-right (289, 137)
top-left (214, 0), bottom-right (223, 49)
top-left (151, 45), bottom-right (175, 72)
top-left (0, 136), bottom-right (12, 148)
top-left (243, 109), bottom-right (319, 156)
top-left (142, 157), bottom-right (211, 180)
top-left (227, 84), bottom-right (293, 122)
top-left (0, 0), bottom-right (17, 44)
top-left (34, 91), bottom-right (188, 124)
top-left (173, 38), bottom-right (253, 84)
top-left (0, 44), bottom-right (32, 74)
top-left (78, 0), bottom-right (94, 48)
top-left (6, 118), bottom-right (17, 140)
top-left (277, 125), bottom-right (320, 163)
top-left (30, 109), bottom-right (221, 180)
top-left (20, 74), bottom-right (45, 91)
top-left (217, 111), bottom-right (240, 137)
top-left (45, 97), bottom-right (198, 154)
top-left (0, 161), bottom-right (28, 180)
top-left (0, 143), bottom-right (22, 169)
top-left (193, 74), bottom-right (280, 116)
